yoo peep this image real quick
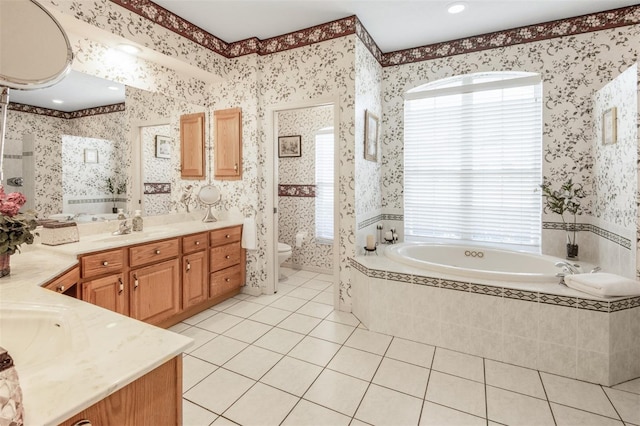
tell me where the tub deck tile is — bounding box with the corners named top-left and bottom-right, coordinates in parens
top-left (387, 272), bottom-right (413, 283)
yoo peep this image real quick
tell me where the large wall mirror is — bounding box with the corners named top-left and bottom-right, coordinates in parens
top-left (6, 70), bottom-right (208, 220)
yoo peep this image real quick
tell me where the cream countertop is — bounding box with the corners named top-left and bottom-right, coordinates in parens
top-left (0, 212), bottom-right (246, 425)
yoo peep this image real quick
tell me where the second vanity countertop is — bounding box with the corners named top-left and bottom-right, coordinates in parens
top-left (0, 212), bottom-right (247, 425)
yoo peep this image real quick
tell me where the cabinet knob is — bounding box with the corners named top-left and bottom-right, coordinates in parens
top-left (118, 278), bottom-right (124, 295)
top-left (234, 163), bottom-right (238, 172)
top-left (102, 261), bottom-right (109, 266)
top-left (225, 255), bottom-right (230, 259)
top-left (225, 278), bottom-right (231, 282)
top-left (186, 261), bottom-right (191, 271)
top-left (134, 274), bottom-right (139, 289)
top-left (155, 249), bottom-right (161, 254)
top-left (195, 241), bottom-right (200, 246)
top-left (225, 234), bottom-right (230, 239)
top-left (57, 285), bottom-right (65, 292)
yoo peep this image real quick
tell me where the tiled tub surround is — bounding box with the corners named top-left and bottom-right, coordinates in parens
top-left (350, 251), bottom-right (640, 386)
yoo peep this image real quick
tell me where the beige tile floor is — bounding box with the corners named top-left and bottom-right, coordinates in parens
top-left (175, 268), bottom-right (640, 426)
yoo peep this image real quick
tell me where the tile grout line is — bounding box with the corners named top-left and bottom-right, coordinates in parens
top-left (600, 384), bottom-right (626, 424)
top-left (347, 332), bottom-right (394, 424)
top-left (483, 357), bottom-right (489, 425)
top-left (537, 370), bottom-right (558, 426)
top-left (416, 340), bottom-right (437, 425)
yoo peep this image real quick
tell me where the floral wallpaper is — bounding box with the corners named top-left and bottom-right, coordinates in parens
top-left (381, 25), bottom-right (640, 263)
top-left (61, 135), bottom-right (120, 214)
top-left (355, 39), bottom-right (383, 253)
top-left (141, 125), bottom-right (171, 216)
top-left (592, 64), bottom-right (638, 278)
top-left (277, 105), bottom-right (334, 272)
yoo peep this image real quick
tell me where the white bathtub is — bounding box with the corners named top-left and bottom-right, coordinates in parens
top-left (385, 242), bottom-right (568, 283)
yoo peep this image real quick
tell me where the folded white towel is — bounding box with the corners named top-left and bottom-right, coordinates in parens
top-left (564, 273), bottom-right (640, 297)
top-left (241, 217), bottom-right (257, 250)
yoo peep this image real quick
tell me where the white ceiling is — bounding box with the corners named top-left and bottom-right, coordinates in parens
top-left (152, 0), bottom-right (639, 52)
top-left (10, 0), bottom-right (638, 110)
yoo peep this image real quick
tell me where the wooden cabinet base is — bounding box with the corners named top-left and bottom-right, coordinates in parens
top-left (60, 357), bottom-right (182, 426)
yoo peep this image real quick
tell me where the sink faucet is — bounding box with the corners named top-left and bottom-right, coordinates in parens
top-left (554, 261), bottom-right (580, 274)
top-left (113, 220), bottom-right (132, 235)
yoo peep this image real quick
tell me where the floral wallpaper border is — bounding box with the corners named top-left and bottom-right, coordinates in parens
top-left (144, 182), bottom-right (171, 194)
top-left (108, 0), bottom-right (639, 67)
top-left (278, 184), bottom-right (316, 197)
top-left (8, 102), bottom-right (126, 119)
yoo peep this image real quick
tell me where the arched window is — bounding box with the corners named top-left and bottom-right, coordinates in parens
top-left (404, 72), bottom-right (542, 250)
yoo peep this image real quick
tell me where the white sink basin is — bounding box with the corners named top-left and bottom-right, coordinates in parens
top-left (0, 303), bottom-right (73, 372)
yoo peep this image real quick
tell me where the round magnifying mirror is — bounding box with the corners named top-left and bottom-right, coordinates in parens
top-left (198, 184), bottom-right (221, 222)
top-left (0, 0), bottom-right (73, 89)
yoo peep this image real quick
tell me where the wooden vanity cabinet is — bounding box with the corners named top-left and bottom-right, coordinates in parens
top-left (44, 266), bottom-right (80, 298)
top-left (60, 356), bottom-right (182, 426)
top-left (209, 225), bottom-right (245, 299)
top-left (82, 273), bottom-right (128, 316)
top-left (214, 107), bottom-right (242, 180)
top-left (182, 232), bottom-right (209, 309)
top-left (130, 258), bottom-right (180, 325)
top-left (80, 249), bottom-right (127, 316)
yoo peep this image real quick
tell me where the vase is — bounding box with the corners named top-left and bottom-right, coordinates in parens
top-left (566, 243), bottom-right (579, 260)
top-left (0, 253), bottom-right (10, 277)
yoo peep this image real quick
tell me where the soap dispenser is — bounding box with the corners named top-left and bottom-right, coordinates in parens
top-left (117, 208), bottom-right (126, 220)
top-left (132, 210), bottom-right (143, 232)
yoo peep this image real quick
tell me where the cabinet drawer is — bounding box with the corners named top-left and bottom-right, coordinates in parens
top-left (44, 266), bottom-right (80, 294)
top-left (210, 242), bottom-right (241, 272)
top-left (210, 265), bottom-right (242, 298)
top-left (210, 226), bottom-right (241, 247)
top-left (182, 232), bottom-right (207, 254)
top-left (81, 249), bottom-right (124, 278)
top-left (130, 238), bottom-right (179, 268)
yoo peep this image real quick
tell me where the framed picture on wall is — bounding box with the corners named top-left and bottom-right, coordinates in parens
top-left (365, 110), bottom-right (379, 162)
top-left (84, 148), bottom-right (98, 163)
top-left (602, 107), bottom-right (617, 145)
top-left (278, 135), bottom-right (302, 158)
top-left (155, 135), bottom-right (171, 158)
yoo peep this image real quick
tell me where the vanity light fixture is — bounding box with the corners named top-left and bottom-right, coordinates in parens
top-left (447, 2), bottom-right (467, 14)
top-left (116, 43), bottom-right (141, 55)
top-left (52, 99), bottom-right (64, 104)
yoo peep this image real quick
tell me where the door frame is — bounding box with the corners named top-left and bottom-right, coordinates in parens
top-left (265, 97), bottom-right (340, 305)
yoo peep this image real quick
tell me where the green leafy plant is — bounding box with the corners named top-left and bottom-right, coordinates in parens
top-left (539, 178), bottom-right (585, 245)
top-left (0, 186), bottom-right (38, 255)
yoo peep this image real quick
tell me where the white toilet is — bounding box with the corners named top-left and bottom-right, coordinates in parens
top-left (277, 242), bottom-right (292, 279)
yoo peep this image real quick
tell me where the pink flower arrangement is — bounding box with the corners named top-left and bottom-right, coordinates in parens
top-left (0, 186), bottom-right (37, 255)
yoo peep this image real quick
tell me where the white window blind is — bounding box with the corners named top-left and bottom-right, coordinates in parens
top-left (315, 129), bottom-right (334, 242)
top-left (404, 73), bottom-right (542, 249)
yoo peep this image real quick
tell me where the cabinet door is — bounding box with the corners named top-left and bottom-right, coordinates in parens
top-left (214, 107), bottom-right (242, 180)
top-left (130, 258), bottom-right (180, 325)
top-left (44, 266), bottom-right (80, 297)
top-left (183, 250), bottom-right (208, 309)
top-left (180, 112), bottom-right (205, 179)
top-left (82, 274), bottom-right (127, 316)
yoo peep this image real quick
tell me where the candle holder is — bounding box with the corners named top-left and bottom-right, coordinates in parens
top-left (364, 245), bottom-right (378, 255)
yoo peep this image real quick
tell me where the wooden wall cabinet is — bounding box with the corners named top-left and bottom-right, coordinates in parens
top-left (60, 356), bottom-right (182, 426)
top-left (214, 107), bottom-right (242, 180)
top-left (180, 112), bottom-right (206, 179)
